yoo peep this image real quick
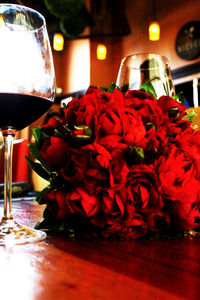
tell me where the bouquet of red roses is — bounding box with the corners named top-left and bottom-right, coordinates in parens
top-left (27, 83), bottom-right (200, 239)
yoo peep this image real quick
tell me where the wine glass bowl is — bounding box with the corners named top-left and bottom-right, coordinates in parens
top-left (0, 4), bottom-right (55, 245)
top-left (0, 4), bottom-right (55, 131)
top-left (116, 53), bottom-right (175, 98)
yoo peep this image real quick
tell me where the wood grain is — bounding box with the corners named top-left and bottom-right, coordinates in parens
top-left (0, 201), bottom-right (199, 300)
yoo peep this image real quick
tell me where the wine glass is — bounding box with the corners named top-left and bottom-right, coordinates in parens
top-left (0, 4), bottom-right (56, 244)
top-left (116, 53), bottom-right (175, 98)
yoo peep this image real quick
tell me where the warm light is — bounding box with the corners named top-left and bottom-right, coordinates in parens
top-left (0, 15), bottom-right (3, 28)
top-left (97, 44), bottom-right (107, 60)
top-left (53, 33), bottom-right (64, 51)
top-left (56, 87), bottom-right (62, 95)
top-left (149, 22), bottom-right (160, 41)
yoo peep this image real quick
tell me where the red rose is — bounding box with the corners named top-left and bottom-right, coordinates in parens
top-left (40, 136), bottom-right (70, 168)
top-left (66, 187), bottom-right (99, 217)
top-left (124, 91), bottom-right (159, 123)
top-left (102, 88), bottom-right (125, 105)
top-left (145, 126), bottom-right (168, 152)
top-left (85, 87), bottom-right (101, 96)
top-left (97, 135), bottom-right (127, 151)
top-left (122, 107), bottom-right (146, 148)
top-left (92, 190), bottom-right (147, 239)
top-left (116, 212), bottom-right (147, 239)
top-left (123, 90), bottom-right (158, 121)
top-left (165, 119), bottom-right (192, 138)
top-left (156, 146), bottom-right (200, 202)
top-left (144, 211), bottom-right (170, 232)
top-left (98, 210), bottom-right (147, 239)
top-left (109, 149), bottom-right (129, 188)
top-left (59, 149), bottom-right (80, 184)
top-left (43, 116), bottom-right (62, 129)
top-left (99, 215), bottom-right (148, 239)
top-left (168, 201), bottom-right (200, 230)
top-left (156, 146), bottom-right (200, 230)
top-left (157, 95), bottom-right (187, 120)
top-left (95, 90), bottom-right (147, 150)
top-left (91, 189), bottom-right (126, 227)
top-left (124, 90), bottom-right (168, 151)
top-left (69, 142), bottom-right (112, 193)
top-left (96, 105), bottom-right (146, 150)
top-left (33, 86), bottom-right (200, 239)
top-left (96, 105), bottom-right (123, 136)
top-left (175, 129), bottom-right (200, 177)
top-left (44, 189), bottom-right (68, 219)
top-left (70, 143), bottom-right (129, 192)
top-left (125, 90), bottom-right (156, 101)
top-left (63, 88), bottom-right (101, 130)
top-left (95, 90), bottom-right (125, 140)
top-left (126, 164), bottom-right (163, 213)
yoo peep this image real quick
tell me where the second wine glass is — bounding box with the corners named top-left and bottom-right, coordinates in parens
top-left (116, 53), bottom-right (175, 98)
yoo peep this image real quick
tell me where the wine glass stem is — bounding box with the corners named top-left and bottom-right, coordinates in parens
top-left (2, 130), bottom-right (16, 220)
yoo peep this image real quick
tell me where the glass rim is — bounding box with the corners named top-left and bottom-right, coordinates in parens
top-left (121, 53), bottom-right (170, 70)
top-left (0, 3), bottom-right (46, 32)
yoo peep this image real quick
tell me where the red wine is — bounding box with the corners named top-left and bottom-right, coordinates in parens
top-left (0, 93), bottom-right (53, 130)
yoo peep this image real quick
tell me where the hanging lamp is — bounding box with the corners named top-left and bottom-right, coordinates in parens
top-left (96, 1), bottom-right (107, 60)
top-left (53, 33), bottom-right (64, 51)
top-left (97, 43), bottom-right (107, 60)
top-left (149, 0), bottom-right (160, 41)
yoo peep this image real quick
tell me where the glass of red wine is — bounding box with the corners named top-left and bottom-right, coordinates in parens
top-left (0, 4), bottom-right (56, 244)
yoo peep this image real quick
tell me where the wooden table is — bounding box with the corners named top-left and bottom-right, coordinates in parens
top-left (0, 200), bottom-right (200, 300)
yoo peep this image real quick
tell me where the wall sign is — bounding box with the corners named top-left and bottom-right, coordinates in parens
top-left (175, 21), bottom-right (200, 60)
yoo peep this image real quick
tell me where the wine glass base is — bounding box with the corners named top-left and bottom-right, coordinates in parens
top-left (0, 218), bottom-right (46, 245)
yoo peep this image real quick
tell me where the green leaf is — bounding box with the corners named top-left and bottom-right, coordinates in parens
top-left (28, 143), bottom-right (52, 172)
top-left (139, 80), bottom-right (157, 98)
top-left (100, 87), bottom-right (107, 93)
top-left (187, 109), bottom-right (196, 123)
top-left (100, 84), bottom-right (117, 93)
top-left (172, 92), bottom-right (185, 104)
top-left (84, 126), bottom-right (92, 137)
top-left (32, 127), bottom-right (50, 143)
top-left (35, 207), bottom-right (95, 238)
top-left (107, 82), bottom-right (121, 93)
top-left (75, 135), bottom-right (91, 140)
top-left (29, 143), bottom-right (41, 161)
top-left (74, 124), bottom-right (92, 137)
top-left (35, 187), bottom-right (49, 205)
top-left (25, 156), bottom-right (50, 181)
top-left (126, 146), bottom-right (145, 165)
top-left (32, 128), bottom-right (42, 143)
top-left (62, 103), bottom-right (67, 109)
top-left (35, 217), bottom-right (72, 232)
top-left (35, 207), bottom-right (74, 232)
top-left (134, 146), bottom-right (145, 160)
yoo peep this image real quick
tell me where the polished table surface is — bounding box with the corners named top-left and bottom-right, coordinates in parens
top-left (0, 200), bottom-right (200, 300)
